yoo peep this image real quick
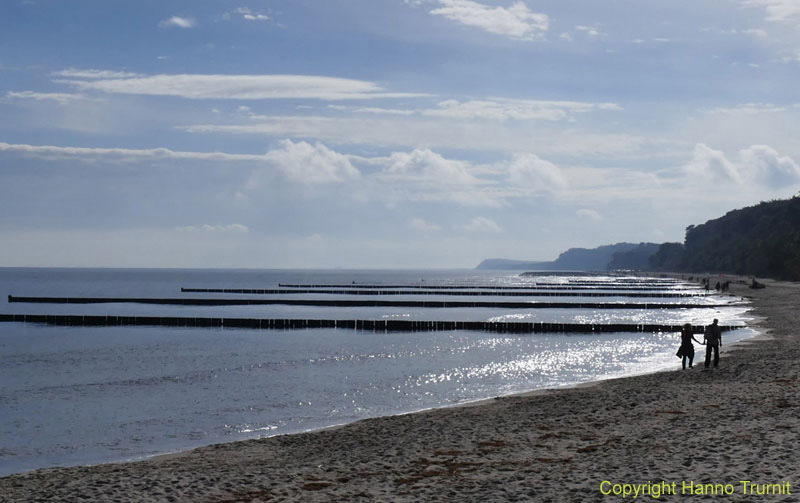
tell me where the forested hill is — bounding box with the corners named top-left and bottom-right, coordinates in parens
top-left (651, 196), bottom-right (800, 281)
top-left (478, 197), bottom-right (800, 280)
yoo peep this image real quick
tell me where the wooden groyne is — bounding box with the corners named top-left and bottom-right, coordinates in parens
top-left (276, 283), bottom-right (681, 290)
top-left (7, 295), bottom-right (727, 310)
top-left (179, 288), bottom-right (703, 298)
top-left (0, 313), bottom-right (741, 334)
top-left (523, 274), bottom-right (678, 283)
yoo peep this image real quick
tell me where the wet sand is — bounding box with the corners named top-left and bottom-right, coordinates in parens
top-left (1, 278), bottom-right (798, 502)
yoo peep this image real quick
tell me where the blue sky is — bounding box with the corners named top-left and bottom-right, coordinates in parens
top-left (2, 0), bottom-right (800, 268)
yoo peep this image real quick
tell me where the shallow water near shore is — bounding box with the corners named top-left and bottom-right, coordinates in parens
top-left (0, 268), bottom-right (756, 476)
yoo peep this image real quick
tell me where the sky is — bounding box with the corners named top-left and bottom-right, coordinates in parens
top-left (2, 0), bottom-right (800, 269)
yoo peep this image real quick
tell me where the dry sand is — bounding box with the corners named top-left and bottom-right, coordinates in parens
top-left (2, 279), bottom-right (799, 502)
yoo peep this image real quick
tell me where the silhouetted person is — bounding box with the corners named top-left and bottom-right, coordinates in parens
top-left (704, 318), bottom-right (722, 368)
top-left (678, 323), bottom-right (702, 369)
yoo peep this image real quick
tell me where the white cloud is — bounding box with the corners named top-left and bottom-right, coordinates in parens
top-left (575, 25), bottom-right (602, 37)
top-left (52, 69), bottom-right (143, 79)
top-left (327, 98), bottom-right (621, 121)
top-left (409, 218), bottom-right (441, 232)
top-left (56, 71), bottom-right (424, 101)
top-left (462, 216), bottom-right (503, 233)
top-left (422, 98), bottom-right (621, 121)
top-left (382, 148), bottom-right (481, 185)
top-left (328, 105), bottom-right (415, 116)
top-left (261, 139), bottom-right (360, 184)
top-left (743, 28), bottom-right (768, 37)
top-left (3, 91), bottom-right (99, 105)
top-left (682, 143), bottom-right (800, 187)
top-left (224, 7), bottom-right (270, 22)
top-left (743, 0), bottom-right (800, 21)
top-left (0, 141), bottom-right (268, 163)
top-left (344, 148), bottom-right (507, 207)
top-left (738, 144), bottom-right (800, 187)
top-left (507, 153), bottom-right (567, 191)
top-left (430, 0), bottom-right (548, 41)
top-left (354, 107), bottom-right (415, 115)
top-left (1, 139), bottom-right (362, 187)
top-left (705, 103), bottom-right (788, 115)
top-left (683, 143), bottom-right (742, 184)
top-left (243, 13), bottom-right (270, 21)
top-left (576, 209), bottom-right (602, 221)
top-left (176, 224), bottom-right (249, 233)
top-left (159, 16), bottom-right (196, 29)
top-left (356, 148), bottom-right (509, 207)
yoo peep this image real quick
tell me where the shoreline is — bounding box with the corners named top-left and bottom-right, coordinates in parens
top-left (2, 278), bottom-right (796, 501)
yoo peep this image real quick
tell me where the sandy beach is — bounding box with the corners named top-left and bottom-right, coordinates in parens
top-left (1, 278), bottom-right (798, 502)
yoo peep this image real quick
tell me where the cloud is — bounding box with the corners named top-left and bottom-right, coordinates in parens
top-left (0, 141), bottom-right (269, 163)
top-left (326, 98), bottom-right (621, 121)
top-left (328, 105), bottom-right (415, 116)
top-left (738, 145), bottom-right (800, 187)
top-left (1, 139), bottom-right (673, 211)
top-left (462, 216), bottom-right (503, 233)
top-left (507, 153), bottom-right (567, 191)
top-left (3, 90), bottom-right (100, 105)
top-left (224, 7), bottom-right (270, 22)
top-left (311, 147), bottom-right (504, 207)
top-left (576, 209), bottom-right (602, 221)
top-left (422, 98), bottom-right (621, 121)
top-left (705, 103), bottom-right (787, 115)
top-left (56, 71), bottom-right (424, 100)
top-left (354, 148), bottom-right (511, 207)
top-left (743, 28), bottom-right (768, 37)
top-left (382, 148), bottom-right (482, 185)
top-left (176, 224), bottom-right (249, 233)
top-left (429, 0), bottom-right (548, 40)
top-left (261, 139), bottom-right (360, 184)
top-left (1, 139), bottom-right (361, 188)
top-left (159, 16), bottom-right (196, 29)
top-left (683, 143), bottom-right (741, 184)
top-left (409, 218), bottom-right (441, 232)
top-left (52, 69), bottom-right (144, 79)
top-left (682, 143), bottom-right (800, 187)
top-left (575, 25), bottom-right (603, 37)
top-left (743, 0), bottom-right (800, 21)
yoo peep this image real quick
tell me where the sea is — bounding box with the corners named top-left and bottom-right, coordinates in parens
top-left (0, 268), bottom-right (755, 477)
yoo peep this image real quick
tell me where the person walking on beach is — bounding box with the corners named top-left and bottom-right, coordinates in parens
top-left (704, 319), bottom-right (722, 368)
top-left (678, 323), bottom-right (703, 369)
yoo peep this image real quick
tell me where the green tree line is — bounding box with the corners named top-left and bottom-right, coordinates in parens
top-left (648, 196), bottom-right (800, 281)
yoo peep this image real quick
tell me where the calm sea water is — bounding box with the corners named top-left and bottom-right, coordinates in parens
top-left (0, 268), bottom-right (754, 476)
